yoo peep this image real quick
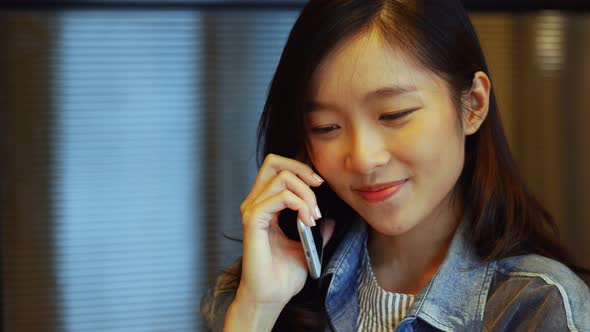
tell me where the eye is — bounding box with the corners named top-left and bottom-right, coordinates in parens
top-left (379, 108), bottom-right (418, 122)
top-left (309, 124), bottom-right (340, 135)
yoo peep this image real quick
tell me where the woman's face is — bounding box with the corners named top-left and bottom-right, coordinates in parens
top-left (306, 31), bottom-right (466, 236)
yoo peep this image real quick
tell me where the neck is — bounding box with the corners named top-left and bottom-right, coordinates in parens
top-left (368, 197), bottom-right (461, 294)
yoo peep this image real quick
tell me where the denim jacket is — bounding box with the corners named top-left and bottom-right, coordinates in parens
top-left (201, 219), bottom-right (590, 331)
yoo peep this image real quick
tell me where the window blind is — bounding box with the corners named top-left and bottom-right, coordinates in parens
top-left (1, 8), bottom-right (299, 331)
top-left (54, 11), bottom-right (201, 332)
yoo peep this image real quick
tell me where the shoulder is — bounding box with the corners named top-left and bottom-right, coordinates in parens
top-left (483, 254), bottom-right (590, 332)
top-left (200, 259), bottom-right (241, 332)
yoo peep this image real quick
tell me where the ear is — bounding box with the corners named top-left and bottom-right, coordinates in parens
top-left (462, 71), bottom-right (491, 136)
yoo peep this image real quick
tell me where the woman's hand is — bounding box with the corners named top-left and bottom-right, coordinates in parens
top-left (224, 154), bottom-right (334, 331)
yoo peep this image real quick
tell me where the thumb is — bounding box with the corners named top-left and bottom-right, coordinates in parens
top-left (320, 218), bottom-right (336, 248)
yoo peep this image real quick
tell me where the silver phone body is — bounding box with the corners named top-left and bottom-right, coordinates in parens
top-left (296, 218), bottom-right (322, 279)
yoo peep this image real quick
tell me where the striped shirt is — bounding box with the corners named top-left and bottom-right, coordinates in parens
top-left (357, 243), bottom-right (415, 331)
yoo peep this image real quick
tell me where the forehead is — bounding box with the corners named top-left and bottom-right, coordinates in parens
top-left (309, 31), bottom-right (446, 101)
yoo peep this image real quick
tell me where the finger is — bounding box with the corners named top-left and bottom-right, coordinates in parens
top-left (249, 154), bottom-right (324, 201)
top-left (320, 218), bottom-right (335, 248)
top-left (243, 189), bottom-right (316, 230)
top-left (250, 170), bottom-right (320, 220)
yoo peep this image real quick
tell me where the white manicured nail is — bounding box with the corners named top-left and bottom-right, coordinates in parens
top-left (314, 205), bottom-right (322, 219)
top-left (313, 174), bottom-right (324, 183)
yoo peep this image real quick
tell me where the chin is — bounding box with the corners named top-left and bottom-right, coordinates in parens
top-left (381, 224), bottom-right (413, 237)
top-left (364, 214), bottom-right (414, 237)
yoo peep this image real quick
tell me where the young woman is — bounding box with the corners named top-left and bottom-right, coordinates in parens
top-left (202, 1), bottom-right (590, 331)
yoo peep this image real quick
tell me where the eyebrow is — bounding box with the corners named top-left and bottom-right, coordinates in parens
top-left (364, 85), bottom-right (418, 102)
top-left (307, 84), bottom-right (418, 112)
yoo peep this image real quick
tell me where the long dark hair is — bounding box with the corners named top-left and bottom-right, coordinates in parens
top-left (252, 0), bottom-right (588, 330)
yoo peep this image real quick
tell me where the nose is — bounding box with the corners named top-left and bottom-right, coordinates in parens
top-left (345, 127), bottom-right (391, 175)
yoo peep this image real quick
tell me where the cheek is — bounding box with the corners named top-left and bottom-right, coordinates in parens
top-left (308, 142), bottom-right (354, 198)
top-left (308, 144), bottom-right (339, 179)
top-left (398, 111), bottom-right (464, 179)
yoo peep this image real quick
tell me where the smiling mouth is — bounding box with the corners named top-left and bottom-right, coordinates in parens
top-left (354, 179), bottom-right (408, 202)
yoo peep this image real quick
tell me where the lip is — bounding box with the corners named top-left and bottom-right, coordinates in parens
top-left (354, 179), bottom-right (407, 202)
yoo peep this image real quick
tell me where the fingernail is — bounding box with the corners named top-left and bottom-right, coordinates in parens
top-left (309, 215), bottom-right (317, 227)
top-left (314, 205), bottom-right (322, 219)
top-left (313, 174), bottom-right (324, 183)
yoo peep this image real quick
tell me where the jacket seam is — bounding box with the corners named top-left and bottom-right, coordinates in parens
top-left (475, 261), bottom-right (496, 325)
top-left (495, 269), bottom-right (578, 332)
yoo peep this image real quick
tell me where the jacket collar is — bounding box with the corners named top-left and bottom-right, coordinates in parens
top-left (321, 218), bottom-right (495, 331)
top-left (401, 220), bottom-right (495, 331)
top-left (320, 217), bottom-right (366, 330)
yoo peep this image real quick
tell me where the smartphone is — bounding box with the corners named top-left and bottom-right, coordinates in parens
top-left (297, 218), bottom-right (323, 279)
top-left (278, 184), bottom-right (330, 280)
